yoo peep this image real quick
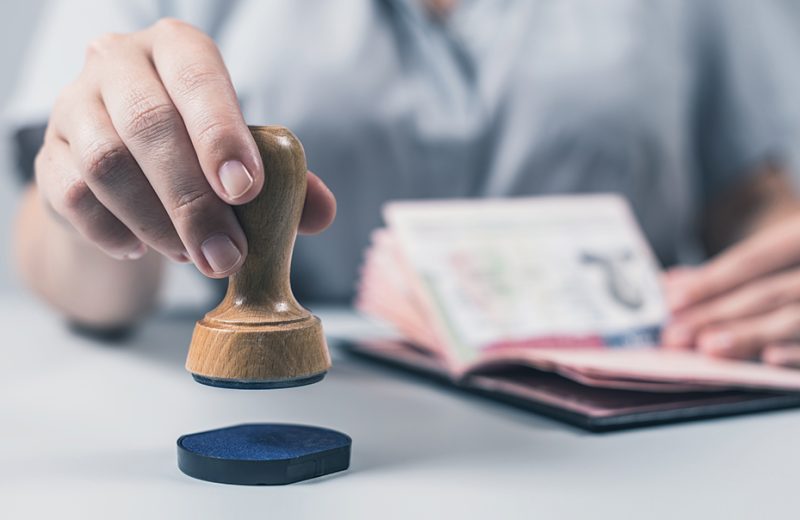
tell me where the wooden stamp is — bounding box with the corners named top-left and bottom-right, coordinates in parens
top-left (185, 126), bottom-right (331, 389)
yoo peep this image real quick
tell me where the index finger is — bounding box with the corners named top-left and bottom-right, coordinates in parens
top-left (146, 19), bottom-right (263, 204)
top-left (667, 216), bottom-right (800, 311)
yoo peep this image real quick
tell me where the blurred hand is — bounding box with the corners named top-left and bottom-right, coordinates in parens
top-left (662, 214), bottom-right (800, 368)
top-left (37, 18), bottom-right (336, 278)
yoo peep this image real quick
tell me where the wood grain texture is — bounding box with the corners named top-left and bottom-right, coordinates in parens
top-left (185, 126), bottom-right (330, 385)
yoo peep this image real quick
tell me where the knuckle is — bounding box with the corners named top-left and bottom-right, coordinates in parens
top-left (121, 92), bottom-right (180, 143)
top-left (154, 17), bottom-right (191, 33)
top-left (141, 222), bottom-right (178, 246)
top-left (61, 178), bottom-right (94, 213)
top-left (124, 210), bottom-right (176, 244)
top-left (154, 17), bottom-right (207, 40)
top-left (85, 32), bottom-right (125, 60)
top-left (170, 188), bottom-right (215, 223)
top-left (153, 17), bottom-right (209, 43)
top-left (80, 141), bottom-right (131, 185)
top-left (194, 118), bottom-right (238, 149)
top-left (173, 61), bottom-right (226, 98)
top-left (85, 223), bottom-right (136, 254)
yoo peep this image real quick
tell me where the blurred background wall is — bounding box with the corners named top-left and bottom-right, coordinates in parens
top-left (0, 1), bottom-right (46, 291)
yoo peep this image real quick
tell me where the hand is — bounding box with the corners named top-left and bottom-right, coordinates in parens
top-left (36, 18), bottom-right (336, 278)
top-left (661, 214), bottom-right (800, 368)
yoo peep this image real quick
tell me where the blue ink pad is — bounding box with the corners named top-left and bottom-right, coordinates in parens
top-left (177, 423), bottom-right (351, 485)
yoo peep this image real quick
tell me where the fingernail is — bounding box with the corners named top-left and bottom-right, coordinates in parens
top-left (219, 160), bottom-right (253, 199)
top-left (698, 331), bottom-right (733, 354)
top-left (124, 243), bottom-right (148, 260)
top-left (201, 234), bottom-right (242, 274)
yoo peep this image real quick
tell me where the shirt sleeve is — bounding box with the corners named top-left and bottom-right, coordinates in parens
top-left (1, 0), bottom-right (160, 183)
top-left (693, 0), bottom-right (800, 200)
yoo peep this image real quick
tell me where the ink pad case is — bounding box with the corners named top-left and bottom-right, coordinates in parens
top-left (177, 423), bottom-right (351, 485)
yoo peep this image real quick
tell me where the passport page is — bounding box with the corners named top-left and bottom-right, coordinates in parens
top-left (383, 195), bottom-right (667, 367)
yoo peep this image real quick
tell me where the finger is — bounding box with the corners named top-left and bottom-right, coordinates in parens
top-left (664, 269), bottom-right (800, 349)
top-left (147, 19), bottom-right (263, 204)
top-left (663, 270), bottom-right (707, 312)
top-left (660, 323), bottom-right (694, 350)
top-left (35, 135), bottom-right (146, 260)
top-left (662, 267), bottom-right (705, 348)
top-left (762, 343), bottom-right (800, 369)
top-left (89, 33), bottom-right (246, 277)
top-left (51, 84), bottom-right (188, 262)
top-left (662, 266), bottom-right (699, 312)
top-left (299, 171), bottom-right (337, 235)
top-left (695, 304), bottom-right (800, 360)
top-left (665, 217), bottom-right (800, 312)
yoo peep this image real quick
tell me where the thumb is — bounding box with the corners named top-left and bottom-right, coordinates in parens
top-left (298, 171), bottom-right (336, 235)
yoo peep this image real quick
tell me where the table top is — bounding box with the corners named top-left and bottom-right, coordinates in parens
top-left (2, 293), bottom-right (798, 520)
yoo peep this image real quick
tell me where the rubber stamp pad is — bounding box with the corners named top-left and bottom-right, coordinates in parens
top-left (177, 423), bottom-right (351, 485)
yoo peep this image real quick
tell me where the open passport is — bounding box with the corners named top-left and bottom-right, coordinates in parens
top-left (350, 195), bottom-right (800, 431)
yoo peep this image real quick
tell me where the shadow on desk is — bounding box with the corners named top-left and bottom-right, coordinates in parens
top-left (72, 307), bottom-right (206, 368)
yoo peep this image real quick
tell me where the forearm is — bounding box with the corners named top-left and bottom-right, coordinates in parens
top-left (13, 185), bottom-right (164, 329)
top-left (703, 166), bottom-right (800, 255)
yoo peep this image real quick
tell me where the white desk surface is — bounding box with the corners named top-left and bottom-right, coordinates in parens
top-left (1, 293), bottom-right (798, 520)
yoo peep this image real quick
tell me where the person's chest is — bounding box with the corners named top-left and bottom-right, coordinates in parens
top-left (206, 0), bottom-right (699, 299)
top-left (219, 0), bottom-right (694, 194)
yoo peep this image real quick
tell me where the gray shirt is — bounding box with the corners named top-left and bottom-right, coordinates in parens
top-left (6, 0), bottom-right (800, 302)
